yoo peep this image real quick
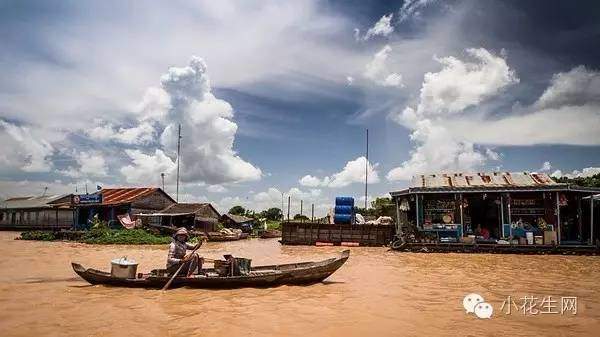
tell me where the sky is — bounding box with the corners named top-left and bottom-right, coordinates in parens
top-left (1, 0), bottom-right (599, 216)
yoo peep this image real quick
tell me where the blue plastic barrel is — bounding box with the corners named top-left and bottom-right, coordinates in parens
top-left (334, 214), bottom-right (353, 224)
top-left (335, 197), bottom-right (355, 207)
top-left (334, 205), bottom-right (353, 214)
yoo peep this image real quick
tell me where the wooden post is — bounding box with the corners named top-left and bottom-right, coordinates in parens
top-left (577, 195), bottom-right (583, 243)
top-left (416, 194), bottom-right (420, 228)
top-left (395, 196), bottom-right (401, 235)
top-left (556, 192), bottom-right (561, 245)
top-left (591, 195), bottom-right (594, 245)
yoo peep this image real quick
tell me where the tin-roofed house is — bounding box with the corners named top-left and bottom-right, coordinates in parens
top-left (390, 172), bottom-right (600, 250)
top-left (0, 194), bottom-right (74, 230)
top-left (73, 187), bottom-right (175, 229)
top-left (221, 214), bottom-right (256, 233)
top-left (136, 203), bottom-right (221, 233)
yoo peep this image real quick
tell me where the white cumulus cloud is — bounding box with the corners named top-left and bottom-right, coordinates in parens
top-left (364, 45), bottom-right (404, 87)
top-left (299, 156), bottom-right (380, 188)
top-left (118, 56), bottom-right (262, 185)
top-left (363, 13), bottom-right (394, 40)
top-left (388, 48), bottom-right (518, 180)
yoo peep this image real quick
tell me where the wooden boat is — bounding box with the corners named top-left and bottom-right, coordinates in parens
top-left (71, 250), bottom-right (350, 289)
top-left (259, 229), bottom-right (282, 238)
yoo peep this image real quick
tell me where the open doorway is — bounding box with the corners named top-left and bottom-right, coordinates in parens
top-left (465, 194), bottom-right (501, 241)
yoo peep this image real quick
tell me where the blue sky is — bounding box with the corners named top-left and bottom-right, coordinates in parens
top-left (1, 0), bottom-right (599, 215)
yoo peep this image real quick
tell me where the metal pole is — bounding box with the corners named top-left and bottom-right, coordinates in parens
top-left (311, 203), bottom-right (314, 221)
top-left (281, 192), bottom-right (284, 221)
top-left (287, 196), bottom-right (291, 221)
top-left (300, 200), bottom-right (303, 216)
top-left (176, 124), bottom-right (182, 202)
top-left (161, 173), bottom-right (165, 191)
top-left (365, 128), bottom-right (369, 210)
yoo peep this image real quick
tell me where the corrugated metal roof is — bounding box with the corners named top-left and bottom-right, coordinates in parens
top-left (1, 194), bottom-right (67, 209)
top-left (222, 213), bottom-right (254, 224)
top-left (410, 172), bottom-right (560, 189)
top-left (161, 203), bottom-right (220, 217)
top-left (100, 188), bottom-right (173, 205)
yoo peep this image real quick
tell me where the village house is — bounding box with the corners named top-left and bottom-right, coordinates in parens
top-left (0, 194), bottom-right (74, 230)
top-left (73, 187), bottom-right (175, 229)
top-left (136, 203), bottom-right (221, 232)
top-left (391, 172), bottom-right (600, 249)
top-left (221, 213), bottom-right (256, 233)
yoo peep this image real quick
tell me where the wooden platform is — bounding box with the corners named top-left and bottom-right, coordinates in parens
top-left (281, 221), bottom-right (394, 247)
top-left (393, 242), bottom-right (600, 255)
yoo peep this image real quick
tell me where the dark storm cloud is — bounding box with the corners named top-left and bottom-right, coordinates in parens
top-left (458, 0), bottom-right (600, 69)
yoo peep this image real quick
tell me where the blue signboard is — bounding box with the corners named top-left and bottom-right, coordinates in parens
top-left (73, 193), bottom-right (102, 205)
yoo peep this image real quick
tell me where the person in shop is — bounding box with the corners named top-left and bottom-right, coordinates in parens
top-left (475, 224), bottom-right (490, 240)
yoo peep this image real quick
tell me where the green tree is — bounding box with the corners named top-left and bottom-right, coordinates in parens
top-left (262, 207), bottom-right (282, 221)
top-left (293, 214), bottom-right (309, 221)
top-left (229, 205), bottom-right (246, 216)
top-left (555, 173), bottom-right (600, 188)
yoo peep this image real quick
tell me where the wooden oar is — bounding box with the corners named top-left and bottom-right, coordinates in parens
top-left (162, 244), bottom-right (202, 291)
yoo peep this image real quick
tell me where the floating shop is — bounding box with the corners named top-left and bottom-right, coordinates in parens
top-left (390, 172), bottom-right (600, 253)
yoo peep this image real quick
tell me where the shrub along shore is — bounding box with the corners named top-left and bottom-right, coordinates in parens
top-left (18, 218), bottom-right (173, 245)
top-left (18, 228), bottom-right (172, 245)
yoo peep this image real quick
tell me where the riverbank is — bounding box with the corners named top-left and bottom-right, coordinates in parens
top-left (18, 228), bottom-right (173, 245)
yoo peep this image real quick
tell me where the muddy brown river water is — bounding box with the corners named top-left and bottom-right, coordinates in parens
top-left (0, 231), bottom-right (599, 337)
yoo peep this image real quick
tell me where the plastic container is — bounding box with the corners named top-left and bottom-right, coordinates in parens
top-left (525, 232), bottom-right (534, 245)
top-left (334, 214), bottom-right (353, 224)
top-left (335, 197), bottom-right (355, 207)
top-left (110, 257), bottom-right (138, 279)
top-left (334, 205), bottom-right (353, 214)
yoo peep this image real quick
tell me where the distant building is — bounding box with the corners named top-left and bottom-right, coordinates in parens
top-left (390, 172), bottom-right (600, 246)
top-left (221, 214), bottom-right (256, 233)
top-left (73, 187), bottom-right (175, 229)
top-left (0, 194), bottom-right (74, 230)
top-left (137, 203), bottom-right (221, 232)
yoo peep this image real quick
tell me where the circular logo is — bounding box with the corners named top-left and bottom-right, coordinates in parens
top-left (73, 195), bottom-right (80, 204)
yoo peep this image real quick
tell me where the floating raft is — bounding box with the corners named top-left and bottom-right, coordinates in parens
top-left (281, 221), bottom-right (394, 247)
top-left (393, 242), bottom-right (600, 255)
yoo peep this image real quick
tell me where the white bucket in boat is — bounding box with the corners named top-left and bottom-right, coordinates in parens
top-left (110, 257), bottom-right (138, 279)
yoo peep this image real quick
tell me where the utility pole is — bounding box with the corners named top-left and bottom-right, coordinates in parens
top-left (311, 203), bottom-right (314, 221)
top-left (287, 196), bottom-right (291, 221)
top-left (300, 200), bottom-right (303, 216)
top-left (42, 186), bottom-right (48, 197)
top-left (161, 173), bottom-right (165, 191)
top-left (365, 128), bottom-right (369, 210)
top-left (281, 192), bottom-right (284, 221)
top-left (176, 124), bottom-right (182, 202)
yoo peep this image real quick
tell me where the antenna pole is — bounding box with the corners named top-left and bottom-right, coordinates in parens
top-left (161, 173), bottom-right (165, 191)
top-left (176, 124), bottom-right (182, 202)
top-left (365, 128), bottom-right (369, 210)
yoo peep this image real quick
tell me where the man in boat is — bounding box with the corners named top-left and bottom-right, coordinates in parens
top-left (167, 227), bottom-right (204, 277)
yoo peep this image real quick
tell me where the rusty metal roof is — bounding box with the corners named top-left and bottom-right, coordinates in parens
top-left (387, 172), bottom-right (599, 196)
top-left (411, 172), bottom-right (560, 189)
top-left (100, 188), bottom-right (174, 205)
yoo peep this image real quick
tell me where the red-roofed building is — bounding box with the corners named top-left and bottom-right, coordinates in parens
top-left (73, 187), bottom-right (175, 229)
